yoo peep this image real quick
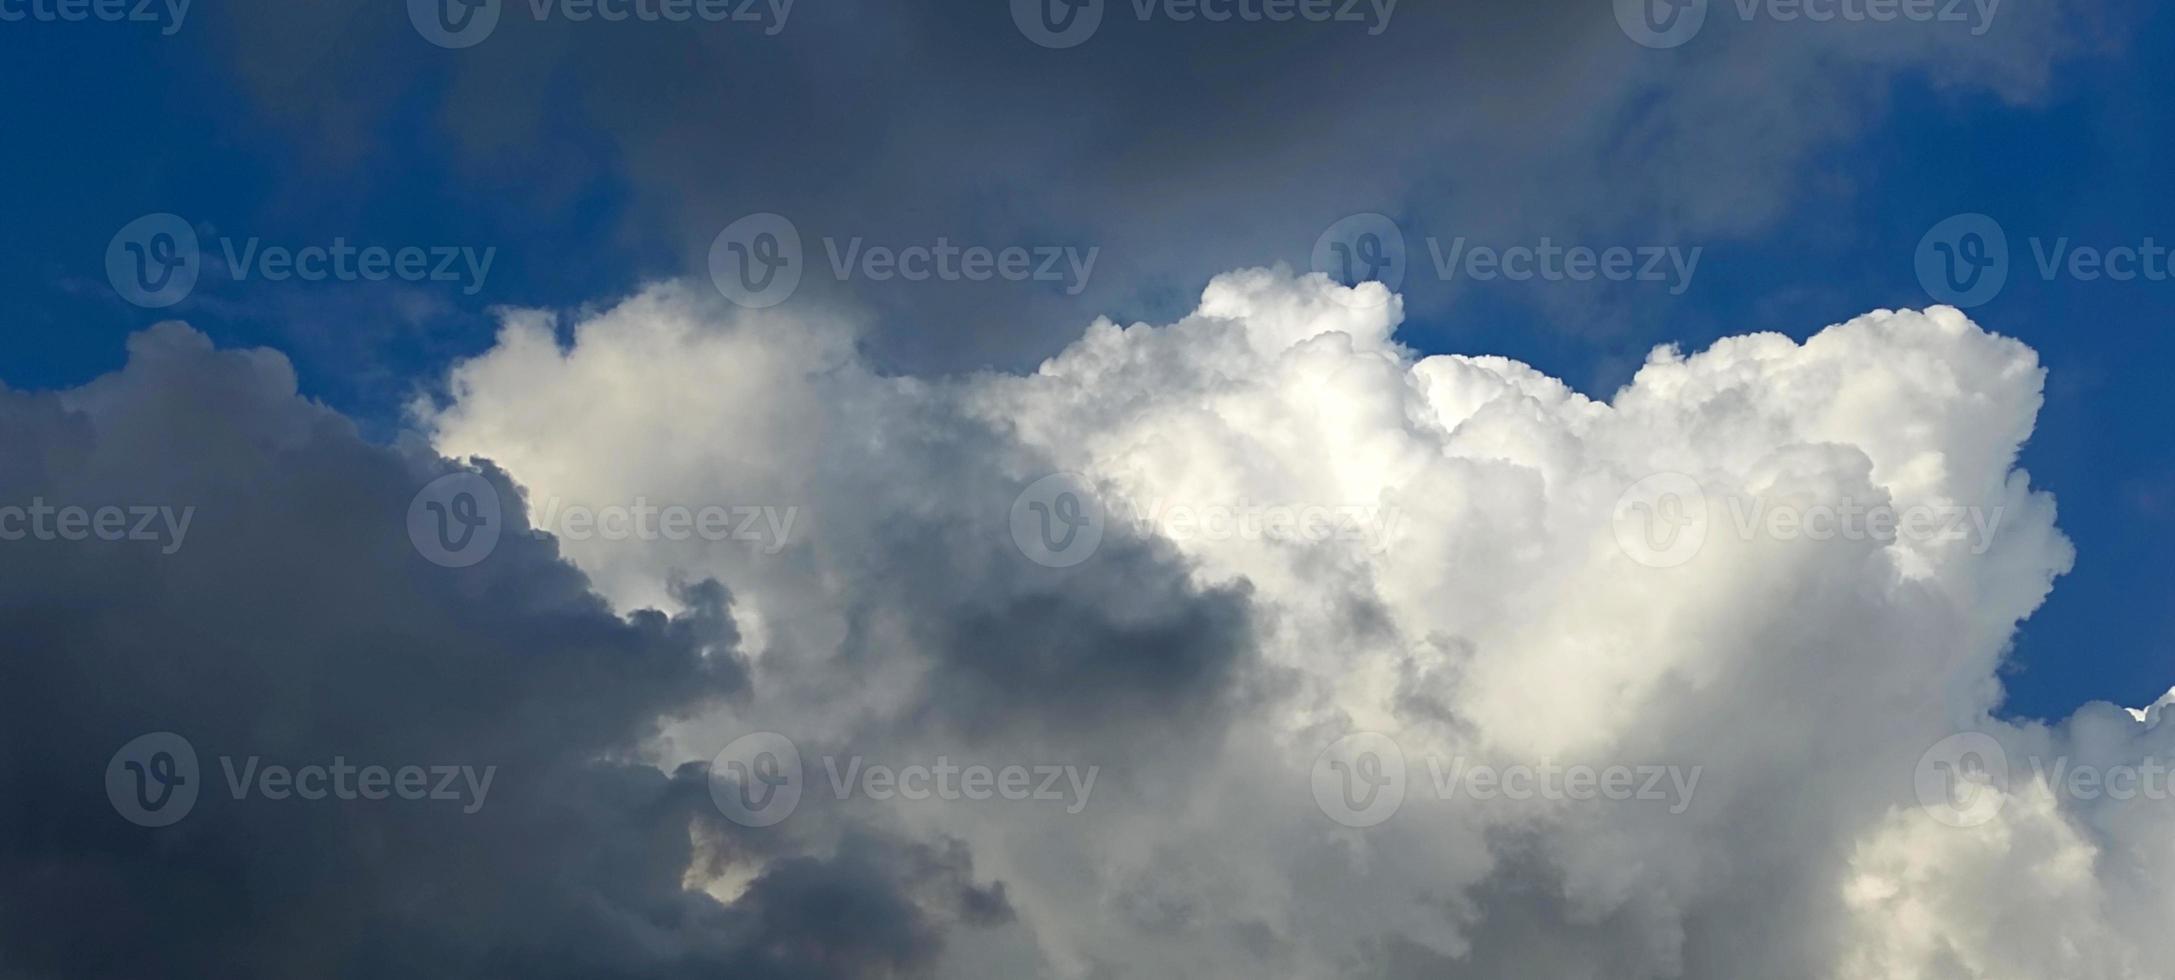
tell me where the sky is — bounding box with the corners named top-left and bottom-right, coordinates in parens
top-left (4, 0), bottom-right (2175, 977)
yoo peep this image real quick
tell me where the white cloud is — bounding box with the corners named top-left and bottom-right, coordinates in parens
top-left (422, 267), bottom-right (2161, 978)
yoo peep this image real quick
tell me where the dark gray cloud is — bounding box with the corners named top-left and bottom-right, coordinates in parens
top-left (200, 0), bottom-right (2118, 370)
top-left (0, 325), bottom-right (1014, 979)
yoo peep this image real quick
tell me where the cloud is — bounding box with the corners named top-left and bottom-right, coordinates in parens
top-left (198, 1), bottom-right (2123, 367)
top-left (0, 323), bottom-right (1009, 978)
top-left (9, 264), bottom-right (2164, 977)
top-left (406, 266), bottom-right (2170, 977)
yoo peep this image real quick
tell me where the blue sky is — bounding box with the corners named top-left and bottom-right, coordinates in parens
top-left (3, 0), bottom-right (2168, 721)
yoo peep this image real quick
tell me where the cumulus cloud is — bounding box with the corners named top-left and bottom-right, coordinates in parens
top-left (405, 267), bottom-right (2166, 977)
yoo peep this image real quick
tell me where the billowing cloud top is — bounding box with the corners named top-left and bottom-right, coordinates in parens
top-left (8, 268), bottom-right (2167, 978)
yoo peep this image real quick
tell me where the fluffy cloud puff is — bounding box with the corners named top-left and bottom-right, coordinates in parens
top-left (421, 267), bottom-right (2168, 978)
